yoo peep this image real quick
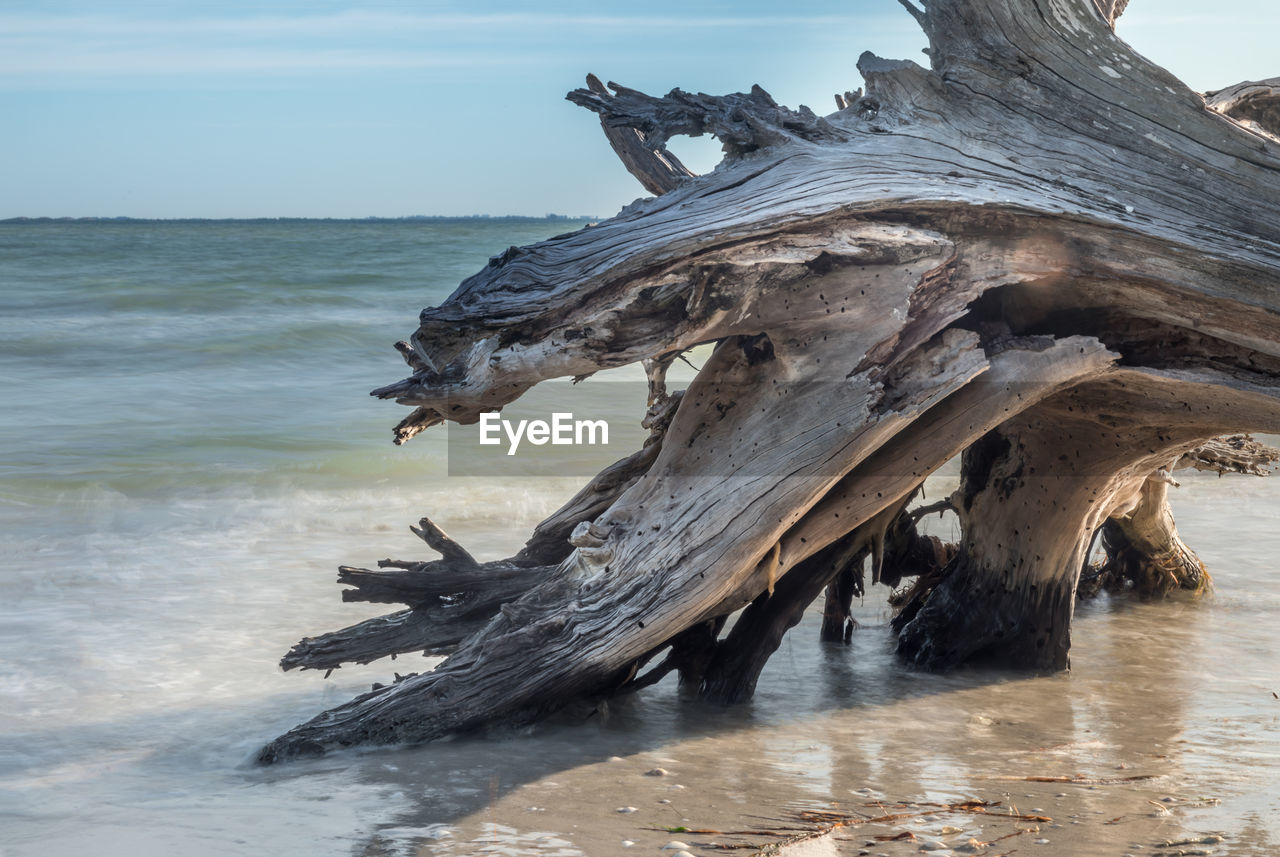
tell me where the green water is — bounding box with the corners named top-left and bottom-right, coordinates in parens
top-left (0, 219), bottom-right (607, 502)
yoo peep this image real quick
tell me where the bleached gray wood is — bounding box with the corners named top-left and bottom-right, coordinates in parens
top-left (1206, 78), bottom-right (1280, 138)
top-left (1091, 0), bottom-right (1129, 26)
top-left (1180, 434), bottom-right (1280, 476)
top-left (576, 74), bottom-right (698, 195)
top-left (262, 0), bottom-right (1280, 761)
top-left (897, 369), bottom-right (1280, 669)
top-left (279, 609), bottom-right (481, 673)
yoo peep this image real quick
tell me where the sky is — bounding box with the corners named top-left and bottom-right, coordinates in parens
top-left (2, 0), bottom-right (1276, 219)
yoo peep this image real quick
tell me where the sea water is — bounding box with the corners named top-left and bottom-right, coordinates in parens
top-left (1, 220), bottom-right (1277, 856)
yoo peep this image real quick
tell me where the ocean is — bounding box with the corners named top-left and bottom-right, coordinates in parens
top-left (1, 219), bottom-right (1278, 856)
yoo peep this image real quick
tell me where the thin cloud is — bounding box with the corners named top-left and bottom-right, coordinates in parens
top-left (0, 9), bottom-right (902, 79)
top-left (0, 11), bottom-right (886, 39)
top-left (0, 46), bottom-right (528, 77)
top-left (0, 7), bottom-right (925, 82)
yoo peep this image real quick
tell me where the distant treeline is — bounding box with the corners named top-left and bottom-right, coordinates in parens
top-left (0, 214), bottom-right (598, 224)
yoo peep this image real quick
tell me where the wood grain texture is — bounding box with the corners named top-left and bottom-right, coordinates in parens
top-left (262, 0), bottom-right (1280, 760)
top-left (575, 73), bottom-right (698, 195)
top-left (1206, 77), bottom-right (1280, 138)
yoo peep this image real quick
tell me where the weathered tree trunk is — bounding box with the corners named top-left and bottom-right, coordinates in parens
top-left (1077, 434), bottom-right (1280, 597)
top-left (1096, 471), bottom-right (1210, 599)
top-left (259, 0), bottom-right (1280, 761)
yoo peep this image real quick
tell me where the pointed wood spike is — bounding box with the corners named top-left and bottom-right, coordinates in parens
top-left (410, 518), bottom-right (478, 568)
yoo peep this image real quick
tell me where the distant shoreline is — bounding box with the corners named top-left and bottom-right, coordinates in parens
top-left (0, 214), bottom-right (598, 224)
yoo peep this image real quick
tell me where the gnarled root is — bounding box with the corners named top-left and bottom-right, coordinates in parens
top-left (1089, 471), bottom-right (1210, 598)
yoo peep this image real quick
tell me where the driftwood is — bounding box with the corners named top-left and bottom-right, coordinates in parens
top-left (1205, 77), bottom-right (1280, 141)
top-left (260, 0), bottom-right (1280, 761)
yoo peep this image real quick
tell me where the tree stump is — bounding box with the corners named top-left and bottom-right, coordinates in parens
top-left (259, 0), bottom-right (1280, 762)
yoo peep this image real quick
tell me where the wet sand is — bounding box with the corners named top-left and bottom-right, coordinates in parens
top-left (393, 610), bottom-right (1260, 857)
top-left (336, 466), bottom-right (1280, 857)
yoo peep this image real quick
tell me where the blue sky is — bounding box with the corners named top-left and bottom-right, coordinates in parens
top-left (3, 0), bottom-right (1276, 218)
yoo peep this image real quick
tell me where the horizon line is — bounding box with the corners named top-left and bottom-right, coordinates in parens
top-left (0, 214), bottom-right (600, 223)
